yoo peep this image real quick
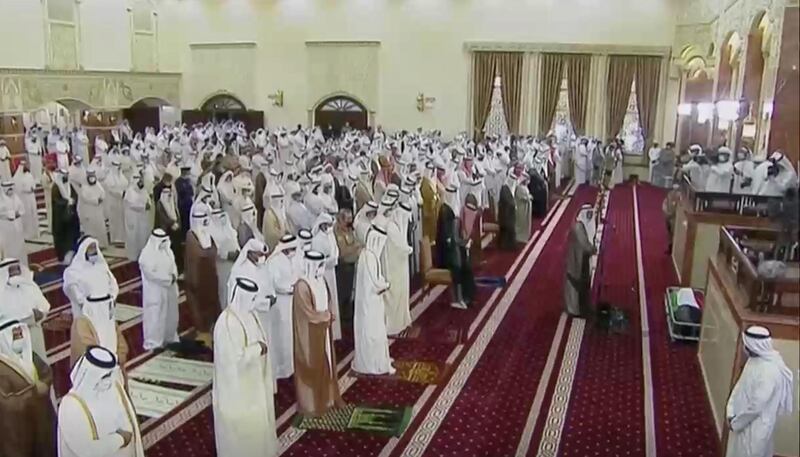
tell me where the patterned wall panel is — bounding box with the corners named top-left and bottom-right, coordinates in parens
top-left (0, 69), bottom-right (180, 112)
top-left (49, 23), bottom-right (79, 70)
top-left (305, 41), bottom-right (379, 112)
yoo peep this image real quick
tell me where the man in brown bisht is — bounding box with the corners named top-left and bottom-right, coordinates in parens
top-left (184, 205), bottom-right (220, 347)
top-left (69, 294), bottom-right (129, 370)
top-left (564, 204), bottom-right (597, 317)
top-left (420, 162), bottom-right (441, 243)
top-left (292, 250), bottom-right (345, 418)
top-left (0, 319), bottom-right (56, 457)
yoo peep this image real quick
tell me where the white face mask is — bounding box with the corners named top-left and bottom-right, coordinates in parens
top-left (7, 274), bottom-right (24, 286)
top-left (95, 376), bottom-right (113, 392)
top-left (87, 253), bottom-right (99, 264)
top-left (11, 337), bottom-right (24, 354)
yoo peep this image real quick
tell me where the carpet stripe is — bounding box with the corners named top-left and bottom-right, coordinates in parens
top-left (533, 318), bottom-right (586, 457)
top-left (514, 313), bottom-right (569, 456)
top-left (375, 190), bottom-right (571, 457)
top-left (516, 185), bottom-right (613, 456)
top-left (633, 185), bottom-right (657, 457)
top-left (396, 186), bottom-right (575, 457)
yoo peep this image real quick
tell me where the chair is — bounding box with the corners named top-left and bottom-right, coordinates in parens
top-left (420, 236), bottom-right (452, 297)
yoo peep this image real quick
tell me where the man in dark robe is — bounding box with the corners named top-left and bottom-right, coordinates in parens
top-left (51, 169), bottom-right (80, 263)
top-left (184, 207), bottom-right (220, 347)
top-left (334, 208), bottom-right (360, 327)
top-left (254, 168), bottom-right (267, 228)
top-left (333, 170), bottom-right (353, 214)
top-left (0, 319), bottom-right (56, 457)
top-left (175, 166), bottom-right (194, 237)
top-left (497, 173), bottom-right (517, 251)
top-left (528, 168), bottom-right (549, 218)
top-left (564, 205), bottom-right (597, 317)
top-left (153, 172), bottom-right (172, 205)
top-left (435, 185), bottom-right (475, 309)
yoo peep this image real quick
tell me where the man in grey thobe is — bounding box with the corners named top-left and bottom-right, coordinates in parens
top-left (564, 205), bottom-right (597, 317)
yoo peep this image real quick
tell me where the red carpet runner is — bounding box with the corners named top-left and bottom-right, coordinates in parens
top-left (637, 184), bottom-right (720, 457)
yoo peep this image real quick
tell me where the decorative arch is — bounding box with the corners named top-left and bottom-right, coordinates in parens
top-left (199, 92), bottom-right (246, 111)
top-left (131, 97), bottom-right (172, 108)
top-left (313, 94), bottom-right (369, 138)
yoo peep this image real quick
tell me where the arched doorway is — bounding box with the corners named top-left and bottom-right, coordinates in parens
top-left (182, 92), bottom-right (264, 133)
top-left (314, 96), bottom-right (368, 138)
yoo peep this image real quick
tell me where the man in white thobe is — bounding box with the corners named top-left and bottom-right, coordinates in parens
top-left (0, 140), bottom-right (11, 181)
top-left (752, 152), bottom-right (799, 197)
top-left (0, 181), bottom-right (27, 266)
top-left (733, 148), bottom-right (756, 195)
top-left (79, 171), bottom-right (109, 247)
top-left (58, 346), bottom-right (143, 457)
top-left (63, 237), bottom-right (120, 318)
top-left (123, 175), bottom-right (152, 262)
top-left (212, 276), bottom-right (277, 457)
top-left (383, 199), bottom-right (413, 335)
top-left (25, 131), bottom-right (44, 181)
top-left (69, 156), bottom-right (87, 192)
top-left (0, 258), bottom-right (50, 359)
top-left (352, 224), bottom-right (395, 376)
top-left (574, 139), bottom-right (591, 185)
top-left (311, 213), bottom-right (342, 340)
top-left (726, 326), bottom-right (794, 457)
top-left (13, 160), bottom-right (39, 240)
top-left (138, 229), bottom-right (180, 351)
top-left (266, 234), bottom-right (298, 380)
top-left (706, 147), bottom-right (734, 193)
top-left (647, 142), bottom-right (660, 182)
top-left (210, 208), bottom-right (240, 308)
top-left (104, 160), bottom-right (129, 245)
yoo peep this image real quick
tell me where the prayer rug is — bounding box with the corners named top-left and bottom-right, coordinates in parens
top-left (392, 360), bottom-right (451, 385)
top-left (130, 353), bottom-right (214, 387)
top-left (292, 405), bottom-right (412, 437)
top-left (128, 379), bottom-right (194, 418)
top-left (350, 360), bottom-right (450, 385)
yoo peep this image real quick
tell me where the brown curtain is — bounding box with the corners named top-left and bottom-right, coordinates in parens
top-left (565, 54), bottom-right (591, 136)
top-left (634, 56), bottom-right (662, 148)
top-left (605, 55), bottom-right (637, 139)
top-left (496, 52), bottom-right (524, 134)
top-left (472, 52), bottom-right (497, 138)
top-left (538, 53), bottom-right (565, 134)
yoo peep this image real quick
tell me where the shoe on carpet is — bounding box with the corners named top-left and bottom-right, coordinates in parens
top-left (450, 301), bottom-right (468, 310)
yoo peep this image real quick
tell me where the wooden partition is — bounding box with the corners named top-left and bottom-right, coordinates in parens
top-left (671, 176), bottom-right (780, 289)
top-left (699, 244), bottom-right (799, 457)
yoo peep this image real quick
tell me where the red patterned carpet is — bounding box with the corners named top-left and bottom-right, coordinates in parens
top-left (143, 190), bottom-right (572, 457)
top-left (32, 182), bottom-right (721, 457)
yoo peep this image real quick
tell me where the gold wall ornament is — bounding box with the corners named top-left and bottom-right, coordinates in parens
top-left (416, 92), bottom-right (436, 112)
top-left (268, 90), bottom-right (284, 107)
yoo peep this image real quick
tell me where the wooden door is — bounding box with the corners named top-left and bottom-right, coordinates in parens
top-left (314, 96), bottom-right (368, 138)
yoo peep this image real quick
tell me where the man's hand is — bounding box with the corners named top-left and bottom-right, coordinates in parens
top-left (116, 429), bottom-right (133, 447)
top-left (171, 223), bottom-right (179, 231)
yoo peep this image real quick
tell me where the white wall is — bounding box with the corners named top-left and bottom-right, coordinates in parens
top-left (79, 0), bottom-right (132, 71)
top-left (0, 0), bottom-right (679, 134)
top-left (0, 0), bottom-right (46, 69)
top-left (159, 0), bottom-right (679, 134)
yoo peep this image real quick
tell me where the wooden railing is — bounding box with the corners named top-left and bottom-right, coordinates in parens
top-left (717, 226), bottom-right (800, 315)
top-left (680, 175), bottom-right (782, 216)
